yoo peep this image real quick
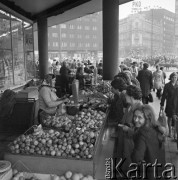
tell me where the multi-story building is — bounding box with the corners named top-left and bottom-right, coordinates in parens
top-left (175, 0), bottom-right (178, 56)
top-left (34, 12), bottom-right (102, 60)
top-left (144, 8), bottom-right (175, 55)
top-left (119, 8), bottom-right (175, 58)
top-left (119, 13), bottom-right (163, 57)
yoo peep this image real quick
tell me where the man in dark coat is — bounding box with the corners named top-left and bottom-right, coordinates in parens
top-left (137, 63), bottom-right (153, 104)
top-left (59, 61), bottom-right (71, 94)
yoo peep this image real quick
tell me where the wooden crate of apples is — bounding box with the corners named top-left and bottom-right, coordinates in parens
top-left (40, 112), bottom-right (74, 130)
top-left (9, 124), bottom-right (99, 160)
top-left (73, 108), bottom-right (106, 131)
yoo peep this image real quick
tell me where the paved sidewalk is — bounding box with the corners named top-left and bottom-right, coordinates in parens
top-left (150, 91), bottom-right (178, 178)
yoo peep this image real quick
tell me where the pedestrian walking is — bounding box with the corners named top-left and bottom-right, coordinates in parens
top-left (161, 72), bottom-right (178, 138)
top-left (153, 65), bottom-right (164, 99)
top-left (160, 66), bottom-right (166, 85)
top-left (137, 63), bottom-right (153, 104)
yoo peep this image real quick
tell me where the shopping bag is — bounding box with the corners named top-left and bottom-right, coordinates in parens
top-left (148, 93), bottom-right (153, 102)
top-left (157, 110), bottom-right (169, 137)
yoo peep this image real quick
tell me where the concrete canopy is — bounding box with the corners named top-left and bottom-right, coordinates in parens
top-left (0, 0), bottom-right (133, 27)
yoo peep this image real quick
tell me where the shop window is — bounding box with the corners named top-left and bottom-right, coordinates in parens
top-left (0, 50), bottom-right (13, 89)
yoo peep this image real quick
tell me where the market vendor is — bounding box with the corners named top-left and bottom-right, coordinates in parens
top-left (38, 74), bottom-right (69, 124)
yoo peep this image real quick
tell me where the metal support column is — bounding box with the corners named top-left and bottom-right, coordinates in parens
top-left (103, 0), bottom-right (119, 80)
top-left (37, 17), bottom-right (48, 79)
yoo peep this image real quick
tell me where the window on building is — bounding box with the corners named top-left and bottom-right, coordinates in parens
top-left (61, 42), bottom-right (67, 47)
top-left (85, 43), bottom-right (90, 47)
top-left (85, 26), bottom-right (90, 30)
top-left (69, 24), bottom-right (74, 29)
top-left (92, 26), bottom-right (97, 30)
top-left (69, 34), bottom-right (74, 38)
top-left (52, 33), bottom-right (58, 38)
top-left (93, 43), bottom-right (97, 47)
top-left (53, 42), bottom-right (58, 47)
top-left (77, 25), bottom-right (82, 30)
top-left (85, 35), bottom-right (90, 39)
top-left (52, 25), bottom-right (57, 28)
top-left (78, 43), bottom-right (83, 47)
top-left (61, 33), bottom-right (66, 38)
top-left (93, 35), bottom-right (97, 39)
top-left (70, 42), bottom-right (75, 47)
top-left (60, 24), bottom-right (66, 28)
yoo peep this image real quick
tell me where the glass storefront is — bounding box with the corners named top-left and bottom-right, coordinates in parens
top-left (0, 10), bottom-right (35, 91)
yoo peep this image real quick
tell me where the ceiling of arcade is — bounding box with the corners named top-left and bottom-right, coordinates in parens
top-left (0, 0), bottom-right (133, 28)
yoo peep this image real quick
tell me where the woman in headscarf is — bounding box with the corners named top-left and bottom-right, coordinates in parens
top-left (38, 74), bottom-right (69, 123)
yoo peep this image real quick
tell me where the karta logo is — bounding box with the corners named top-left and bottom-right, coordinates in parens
top-left (105, 158), bottom-right (177, 179)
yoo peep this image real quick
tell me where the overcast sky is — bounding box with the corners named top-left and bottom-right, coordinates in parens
top-left (119, 0), bottom-right (175, 19)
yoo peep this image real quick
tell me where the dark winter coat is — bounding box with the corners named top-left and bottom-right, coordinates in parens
top-left (172, 87), bottom-right (178, 116)
top-left (160, 82), bottom-right (178, 117)
top-left (0, 89), bottom-right (16, 118)
top-left (137, 68), bottom-right (153, 97)
top-left (108, 93), bottom-right (127, 124)
top-left (132, 126), bottom-right (165, 179)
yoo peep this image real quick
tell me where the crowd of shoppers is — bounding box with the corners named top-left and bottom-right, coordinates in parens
top-left (36, 57), bottom-right (178, 179)
top-left (109, 60), bottom-right (178, 179)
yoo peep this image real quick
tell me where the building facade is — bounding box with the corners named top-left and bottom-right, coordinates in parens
top-left (119, 8), bottom-right (175, 58)
top-left (144, 9), bottom-right (175, 56)
top-left (175, 0), bottom-right (178, 56)
top-left (34, 12), bottom-right (102, 61)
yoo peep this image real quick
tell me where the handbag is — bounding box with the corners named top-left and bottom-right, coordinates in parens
top-left (157, 110), bottom-right (169, 137)
top-left (148, 93), bottom-right (153, 102)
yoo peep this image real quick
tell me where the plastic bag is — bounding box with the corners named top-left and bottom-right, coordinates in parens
top-left (157, 110), bottom-right (169, 136)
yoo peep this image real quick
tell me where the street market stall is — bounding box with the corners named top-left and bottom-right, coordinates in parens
top-left (4, 80), bottom-right (113, 179)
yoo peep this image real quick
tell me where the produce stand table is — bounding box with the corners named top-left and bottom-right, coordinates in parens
top-left (4, 153), bottom-right (94, 176)
top-left (4, 110), bottom-right (109, 178)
